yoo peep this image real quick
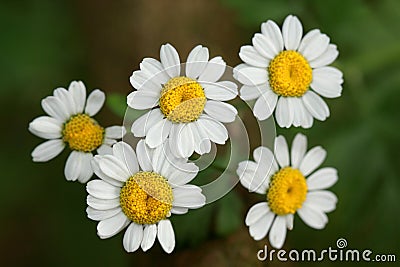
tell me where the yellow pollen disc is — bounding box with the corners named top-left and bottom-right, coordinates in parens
top-left (119, 171), bottom-right (173, 225)
top-left (268, 50), bottom-right (312, 97)
top-left (62, 114), bottom-right (104, 152)
top-left (267, 167), bottom-right (307, 215)
top-left (159, 76), bottom-right (206, 123)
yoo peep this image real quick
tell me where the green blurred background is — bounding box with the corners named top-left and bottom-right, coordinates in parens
top-left (1, 0), bottom-right (399, 266)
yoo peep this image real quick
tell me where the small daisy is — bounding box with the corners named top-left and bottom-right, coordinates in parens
top-left (29, 81), bottom-right (126, 183)
top-left (87, 140), bottom-right (205, 253)
top-left (237, 133), bottom-right (338, 248)
top-left (128, 43), bottom-right (238, 158)
top-left (234, 15), bottom-right (343, 128)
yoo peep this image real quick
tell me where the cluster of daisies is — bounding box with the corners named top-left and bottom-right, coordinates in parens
top-left (29, 15), bottom-right (342, 253)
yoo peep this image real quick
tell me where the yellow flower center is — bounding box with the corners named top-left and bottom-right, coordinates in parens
top-left (267, 167), bottom-right (307, 215)
top-left (159, 76), bottom-right (206, 123)
top-left (62, 114), bottom-right (104, 152)
top-left (268, 50), bottom-right (312, 97)
top-left (119, 171), bottom-right (173, 225)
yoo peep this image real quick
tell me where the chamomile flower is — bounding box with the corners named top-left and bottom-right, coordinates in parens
top-left (234, 15), bottom-right (343, 128)
top-left (29, 81), bottom-right (126, 183)
top-left (128, 43), bottom-right (238, 158)
top-left (87, 140), bottom-right (205, 253)
top-left (237, 133), bottom-right (338, 248)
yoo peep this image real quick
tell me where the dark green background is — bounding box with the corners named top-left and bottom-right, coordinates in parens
top-left (1, 0), bottom-right (399, 266)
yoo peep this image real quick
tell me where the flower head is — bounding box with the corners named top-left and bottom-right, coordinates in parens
top-left (237, 133), bottom-right (338, 248)
top-left (234, 15), bottom-right (343, 128)
top-left (128, 43), bottom-right (238, 158)
top-left (29, 81), bottom-right (126, 183)
top-left (87, 140), bottom-right (205, 253)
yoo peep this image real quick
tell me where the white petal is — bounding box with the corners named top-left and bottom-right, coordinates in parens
top-left (286, 214), bottom-right (294, 230)
top-left (97, 144), bottom-right (113, 155)
top-left (253, 90), bottom-right (278, 121)
top-left (298, 30), bottom-right (330, 61)
top-left (302, 91), bottom-right (330, 121)
top-left (170, 206), bottom-right (188, 215)
top-left (297, 204), bottom-right (328, 229)
top-left (84, 89), bottom-right (105, 116)
top-left (53, 87), bottom-right (76, 116)
top-left (198, 56), bottom-right (226, 83)
top-left (275, 97), bottom-right (294, 128)
top-left (136, 140), bottom-right (153, 171)
top-left (282, 15), bottom-right (303, 50)
top-left (239, 45), bottom-right (269, 67)
top-left (305, 190), bottom-right (338, 212)
top-left (167, 162), bottom-right (199, 187)
top-left (41, 96), bottom-right (70, 121)
top-left (186, 45), bottom-right (209, 79)
top-left (309, 44), bottom-right (339, 68)
top-left (176, 123), bottom-right (195, 158)
top-left (140, 57), bottom-right (170, 84)
top-left (91, 156), bottom-right (124, 187)
top-left (131, 109), bottom-right (164, 138)
top-left (141, 224), bottom-right (157, 251)
top-left (299, 146), bottom-right (327, 176)
top-left (160, 43), bottom-right (180, 78)
top-left (86, 206), bottom-right (121, 221)
top-left (245, 202), bottom-right (269, 226)
top-left (249, 212), bottom-right (275, 241)
top-left (289, 97), bottom-right (313, 128)
top-left (157, 219), bottom-right (175, 253)
top-left (145, 119), bottom-right (172, 148)
top-left (105, 126), bottom-right (126, 139)
top-left (235, 66), bottom-right (267, 86)
top-left (196, 115), bottom-right (228, 144)
top-left (252, 33), bottom-right (277, 60)
top-left (123, 223), bottom-right (143, 253)
top-left (28, 116), bottom-right (62, 139)
top-left (129, 70), bottom-right (149, 90)
top-left (112, 141), bottom-right (139, 175)
top-left (290, 133), bottom-right (307, 168)
top-left (31, 139), bottom-right (65, 162)
top-left (189, 121), bottom-right (211, 155)
top-left (269, 216), bottom-right (287, 249)
top-left (274, 135), bottom-right (289, 168)
top-left (68, 81), bottom-right (86, 114)
top-left (127, 90), bottom-right (159, 110)
top-left (64, 151), bottom-right (93, 183)
top-left (172, 185), bottom-right (205, 209)
top-left (203, 81), bottom-right (238, 101)
top-left (87, 179), bottom-right (120, 200)
top-left (87, 195), bottom-right (120, 210)
top-left (237, 161), bottom-right (269, 193)
top-left (311, 67), bottom-right (343, 98)
top-left (253, 146), bottom-right (278, 173)
top-left (99, 155), bottom-right (130, 182)
top-left (204, 100), bottom-right (237, 123)
top-left (260, 20), bottom-right (284, 55)
top-left (239, 85), bottom-right (262, 101)
top-left (306, 167), bottom-right (338, 190)
top-left (97, 212), bottom-right (129, 239)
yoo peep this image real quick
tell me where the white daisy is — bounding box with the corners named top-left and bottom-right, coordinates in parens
top-left (234, 15), bottom-right (343, 128)
top-left (237, 133), bottom-right (338, 248)
top-left (87, 140), bottom-right (205, 253)
top-left (127, 43), bottom-right (238, 158)
top-left (29, 81), bottom-right (126, 183)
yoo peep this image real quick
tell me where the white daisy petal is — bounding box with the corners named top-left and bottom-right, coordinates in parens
top-left (253, 89), bottom-right (278, 121)
top-left (170, 206), bottom-right (188, 215)
top-left (131, 109), bottom-right (164, 138)
top-left (91, 156), bottom-right (124, 187)
top-left (306, 167), bottom-right (338, 190)
top-left (130, 70), bottom-right (149, 90)
top-left (204, 100), bottom-right (237, 123)
top-left (203, 81), bottom-right (238, 101)
top-left (87, 179), bottom-right (120, 200)
top-left (309, 44), bottom-right (339, 69)
top-left (282, 15), bottom-right (303, 51)
top-left (186, 45), bottom-right (209, 79)
top-left (86, 206), bottom-right (121, 221)
top-left (302, 90), bottom-right (330, 121)
top-left (145, 119), bottom-right (172, 148)
top-left (249, 212), bottom-right (275, 241)
top-left (297, 204), bottom-right (328, 229)
top-left (235, 66), bottom-right (268, 86)
top-left (97, 144), bottom-right (113, 155)
top-left (306, 190), bottom-right (338, 213)
top-left (167, 162), bottom-right (199, 187)
top-left (112, 142), bottom-right (139, 175)
top-left (41, 96), bottom-right (70, 121)
top-left (299, 146), bottom-right (327, 176)
top-left (198, 56), bottom-right (226, 83)
top-left (253, 146), bottom-right (278, 174)
top-left (97, 212), bottom-right (130, 239)
top-left (87, 195), bottom-right (120, 210)
top-left (157, 219), bottom-right (175, 254)
top-left (286, 214), bottom-right (294, 230)
top-left (141, 224), bottom-right (157, 252)
top-left (105, 126), bottom-right (126, 139)
top-left (260, 20), bottom-right (284, 55)
top-left (275, 97), bottom-right (294, 128)
top-left (269, 216), bottom-right (287, 249)
top-left (123, 223), bottom-right (143, 253)
top-left (299, 30), bottom-right (330, 62)
top-left (239, 85), bottom-right (263, 101)
top-left (31, 139), bottom-right (65, 162)
top-left (140, 58), bottom-right (170, 85)
top-left (176, 123), bottom-right (195, 158)
top-left (160, 43), bottom-right (181, 78)
top-left (290, 133), bottom-right (307, 168)
top-left (245, 202), bottom-right (269, 226)
top-left (127, 90), bottom-right (160, 110)
top-left (68, 81), bottom-right (86, 114)
top-left (311, 67), bottom-right (343, 98)
top-left (98, 155), bottom-right (130, 182)
top-left (53, 87), bottom-right (76, 116)
top-left (252, 33), bottom-right (277, 60)
top-left (84, 89), bottom-right (105, 116)
top-left (239, 45), bottom-right (269, 67)
top-left (136, 140), bottom-right (153, 171)
top-left (172, 185), bottom-right (205, 209)
top-left (64, 151), bottom-right (93, 182)
top-left (28, 116), bottom-right (62, 139)
top-left (274, 135), bottom-right (289, 168)
top-left (197, 115), bottom-right (228, 145)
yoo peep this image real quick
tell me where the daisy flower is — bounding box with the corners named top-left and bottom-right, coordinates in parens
top-left (234, 15), bottom-right (343, 128)
top-left (128, 43), bottom-right (238, 158)
top-left (237, 133), bottom-right (338, 248)
top-left (87, 140), bottom-right (205, 253)
top-left (29, 81), bottom-right (126, 183)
